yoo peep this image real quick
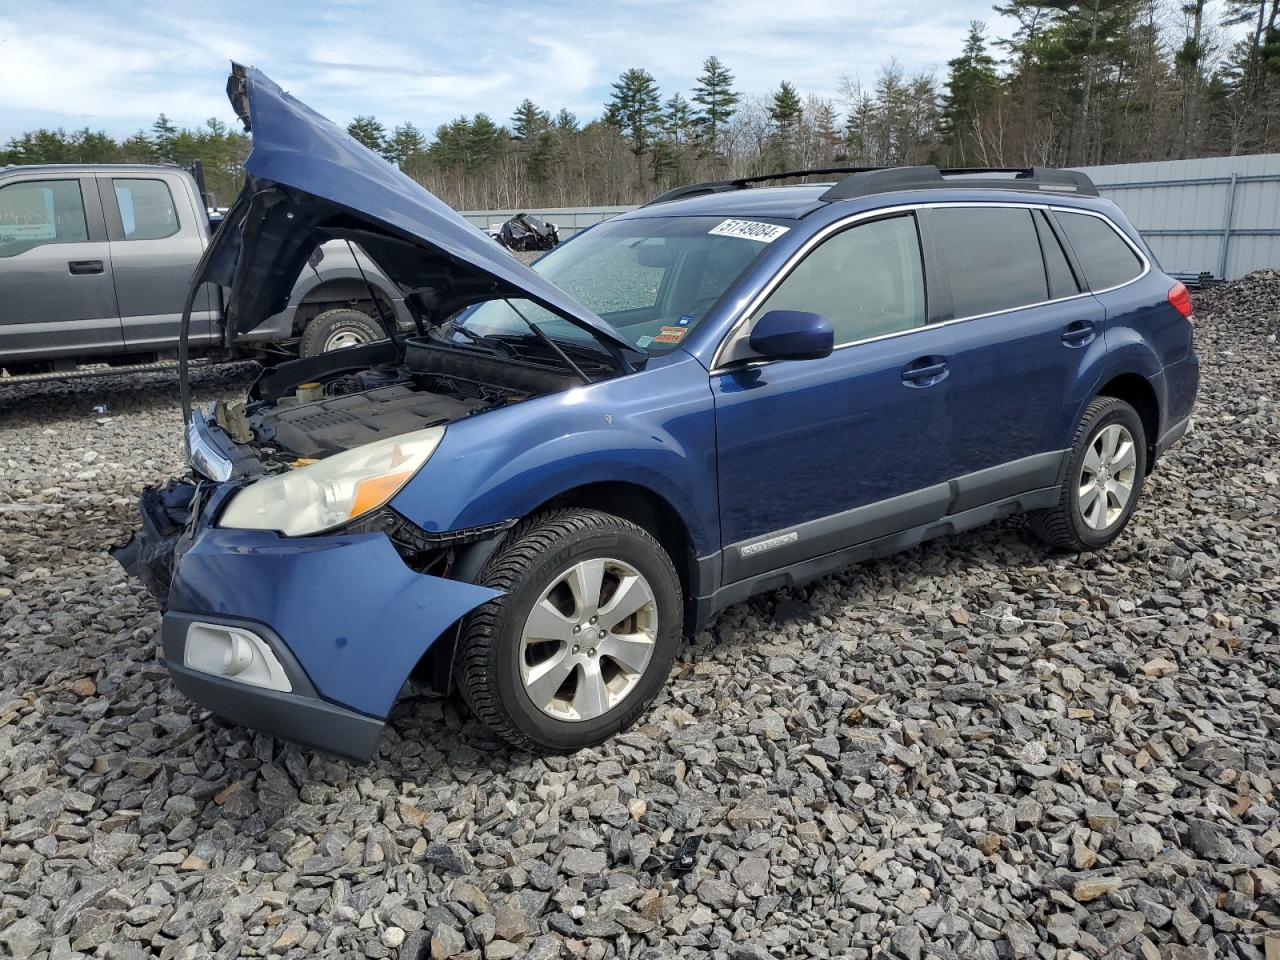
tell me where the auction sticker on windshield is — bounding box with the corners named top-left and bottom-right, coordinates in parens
top-left (708, 219), bottom-right (790, 243)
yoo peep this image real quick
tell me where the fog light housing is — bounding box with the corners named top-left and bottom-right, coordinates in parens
top-left (184, 622), bottom-right (292, 692)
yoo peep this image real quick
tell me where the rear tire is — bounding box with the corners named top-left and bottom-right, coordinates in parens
top-left (454, 509), bottom-right (682, 753)
top-left (1029, 396), bottom-right (1147, 552)
top-left (298, 308), bottom-right (384, 357)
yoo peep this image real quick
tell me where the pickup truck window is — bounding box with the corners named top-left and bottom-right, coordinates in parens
top-left (112, 178), bottom-right (180, 241)
top-left (0, 180), bottom-right (89, 257)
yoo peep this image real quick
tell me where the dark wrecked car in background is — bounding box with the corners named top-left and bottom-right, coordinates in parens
top-left (490, 212), bottom-right (560, 252)
top-left (114, 64), bottom-right (1196, 762)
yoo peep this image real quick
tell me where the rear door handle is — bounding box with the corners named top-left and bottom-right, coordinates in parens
top-left (1061, 320), bottom-right (1096, 346)
top-left (68, 260), bottom-right (104, 275)
top-left (901, 355), bottom-right (949, 386)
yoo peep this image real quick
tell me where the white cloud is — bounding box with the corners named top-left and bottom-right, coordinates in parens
top-left (0, 0), bottom-right (1015, 141)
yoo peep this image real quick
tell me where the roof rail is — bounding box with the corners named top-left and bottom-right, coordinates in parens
top-left (643, 166), bottom-right (885, 207)
top-left (820, 165), bottom-right (1098, 201)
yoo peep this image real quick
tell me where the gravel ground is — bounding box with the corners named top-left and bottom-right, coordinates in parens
top-left (1, 276), bottom-right (1277, 960)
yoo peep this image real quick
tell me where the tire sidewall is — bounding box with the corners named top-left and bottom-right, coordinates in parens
top-left (488, 526), bottom-right (681, 752)
top-left (1067, 401), bottom-right (1147, 548)
top-left (299, 309), bottom-right (383, 357)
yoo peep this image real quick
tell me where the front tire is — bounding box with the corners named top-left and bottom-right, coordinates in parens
top-left (298, 308), bottom-right (384, 357)
top-left (1029, 396), bottom-right (1147, 552)
top-left (454, 509), bottom-right (682, 753)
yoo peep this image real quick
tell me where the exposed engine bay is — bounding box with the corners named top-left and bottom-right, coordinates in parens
top-left (233, 332), bottom-right (606, 466)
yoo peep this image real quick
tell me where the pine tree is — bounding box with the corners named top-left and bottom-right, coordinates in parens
top-left (663, 93), bottom-right (693, 144)
top-left (554, 108), bottom-right (579, 133)
top-left (768, 81), bottom-right (803, 167)
top-left (941, 22), bottom-right (999, 163)
top-left (387, 123), bottom-right (427, 166)
top-left (605, 67), bottom-right (663, 174)
top-left (511, 99), bottom-right (550, 140)
top-left (691, 56), bottom-right (739, 158)
top-left (346, 115), bottom-right (388, 155)
top-left (151, 114), bottom-right (178, 160)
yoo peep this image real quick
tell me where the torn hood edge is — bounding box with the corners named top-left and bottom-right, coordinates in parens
top-left (204, 63), bottom-right (641, 357)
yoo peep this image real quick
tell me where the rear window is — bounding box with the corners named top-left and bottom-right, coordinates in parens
top-left (1056, 211), bottom-right (1144, 290)
top-left (931, 207), bottom-right (1048, 317)
top-left (113, 178), bottom-right (180, 240)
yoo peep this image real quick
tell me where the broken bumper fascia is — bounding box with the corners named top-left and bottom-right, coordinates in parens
top-left (117, 484), bottom-right (499, 761)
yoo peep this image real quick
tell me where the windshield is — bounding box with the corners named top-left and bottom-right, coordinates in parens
top-left (456, 215), bottom-right (776, 355)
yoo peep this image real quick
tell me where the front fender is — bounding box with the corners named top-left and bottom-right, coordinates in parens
top-left (389, 356), bottom-right (720, 557)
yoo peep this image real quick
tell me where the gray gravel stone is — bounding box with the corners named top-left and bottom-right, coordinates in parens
top-left (1, 278), bottom-right (1278, 958)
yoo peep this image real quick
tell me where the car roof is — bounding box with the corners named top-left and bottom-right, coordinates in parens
top-left (620, 181), bottom-right (1116, 225)
top-left (622, 184), bottom-right (831, 221)
top-left (0, 163), bottom-right (188, 176)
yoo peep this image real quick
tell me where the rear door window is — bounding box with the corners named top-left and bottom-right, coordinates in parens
top-left (1035, 211), bottom-right (1080, 299)
top-left (1055, 210), bottom-right (1144, 290)
top-left (0, 179), bottom-right (89, 257)
top-left (113, 178), bottom-right (180, 240)
top-left (930, 206), bottom-right (1047, 317)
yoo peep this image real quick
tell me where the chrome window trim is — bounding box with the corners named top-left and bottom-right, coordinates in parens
top-left (710, 200), bottom-right (1151, 373)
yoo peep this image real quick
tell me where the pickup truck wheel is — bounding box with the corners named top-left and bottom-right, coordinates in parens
top-left (298, 308), bottom-right (383, 357)
top-left (454, 509), bottom-right (682, 754)
top-left (1029, 396), bottom-right (1147, 552)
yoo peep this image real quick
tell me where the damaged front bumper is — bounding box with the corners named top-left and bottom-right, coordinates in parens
top-left (113, 473), bottom-right (498, 761)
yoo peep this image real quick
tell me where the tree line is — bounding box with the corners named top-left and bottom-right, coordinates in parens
top-left (3, 0), bottom-right (1277, 210)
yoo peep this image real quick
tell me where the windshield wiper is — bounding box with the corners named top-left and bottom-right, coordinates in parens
top-left (502, 300), bottom-right (592, 385)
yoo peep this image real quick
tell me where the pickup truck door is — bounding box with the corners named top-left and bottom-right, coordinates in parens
top-left (98, 172), bottom-right (218, 349)
top-left (0, 174), bottom-right (124, 363)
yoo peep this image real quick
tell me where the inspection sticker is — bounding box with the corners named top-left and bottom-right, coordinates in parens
top-left (653, 325), bottom-right (689, 344)
top-left (708, 219), bottom-right (790, 243)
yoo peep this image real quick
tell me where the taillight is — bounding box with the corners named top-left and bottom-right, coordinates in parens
top-left (1168, 281), bottom-right (1193, 319)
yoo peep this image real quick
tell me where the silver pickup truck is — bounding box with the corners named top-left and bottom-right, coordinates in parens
top-left (0, 163), bottom-right (412, 375)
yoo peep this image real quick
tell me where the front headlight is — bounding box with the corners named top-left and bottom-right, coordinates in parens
top-left (217, 426), bottom-right (445, 536)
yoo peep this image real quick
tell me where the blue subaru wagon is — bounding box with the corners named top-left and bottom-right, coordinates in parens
top-left (115, 67), bottom-right (1198, 761)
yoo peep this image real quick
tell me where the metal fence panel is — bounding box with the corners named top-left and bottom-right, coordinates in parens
top-left (1074, 154), bottom-right (1280, 280)
top-left (464, 154), bottom-right (1280, 279)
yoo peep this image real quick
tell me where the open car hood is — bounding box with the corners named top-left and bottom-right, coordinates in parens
top-left (204, 65), bottom-right (640, 356)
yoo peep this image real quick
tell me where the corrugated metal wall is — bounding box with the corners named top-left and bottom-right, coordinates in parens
top-left (1074, 154), bottom-right (1280, 280)
top-left (463, 154), bottom-right (1280, 280)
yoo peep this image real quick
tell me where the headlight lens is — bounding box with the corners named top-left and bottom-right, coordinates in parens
top-left (217, 426), bottom-right (445, 536)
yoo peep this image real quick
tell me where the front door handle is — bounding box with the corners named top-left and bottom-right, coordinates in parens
top-left (68, 259), bottom-right (104, 275)
top-left (901, 355), bottom-right (949, 387)
top-left (1061, 320), bottom-right (1096, 346)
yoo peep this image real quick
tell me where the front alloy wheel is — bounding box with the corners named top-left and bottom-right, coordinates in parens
top-left (454, 509), bottom-right (682, 753)
top-left (520, 557), bottom-right (659, 721)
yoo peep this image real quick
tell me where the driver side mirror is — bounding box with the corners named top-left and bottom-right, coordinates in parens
top-left (748, 310), bottom-right (834, 361)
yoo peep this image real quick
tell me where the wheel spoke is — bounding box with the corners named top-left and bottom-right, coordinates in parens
top-left (572, 661), bottom-right (610, 718)
top-left (565, 559), bottom-right (605, 619)
top-left (598, 632), bottom-right (655, 675)
top-left (1083, 486), bottom-right (1105, 528)
top-left (524, 649), bottom-right (575, 709)
top-left (597, 573), bottom-right (652, 631)
top-left (524, 599), bottom-right (576, 643)
top-left (1111, 439), bottom-right (1136, 474)
top-left (1083, 443), bottom-right (1103, 477)
top-left (1101, 425), bottom-right (1121, 461)
top-left (1078, 480), bottom-right (1100, 513)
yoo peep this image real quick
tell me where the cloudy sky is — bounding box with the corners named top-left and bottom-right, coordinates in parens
top-left (0, 0), bottom-right (1019, 142)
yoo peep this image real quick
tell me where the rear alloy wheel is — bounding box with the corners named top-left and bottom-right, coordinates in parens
top-left (298, 307), bottom-right (384, 358)
top-left (454, 509), bottom-right (682, 753)
top-left (1029, 396), bottom-right (1147, 551)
